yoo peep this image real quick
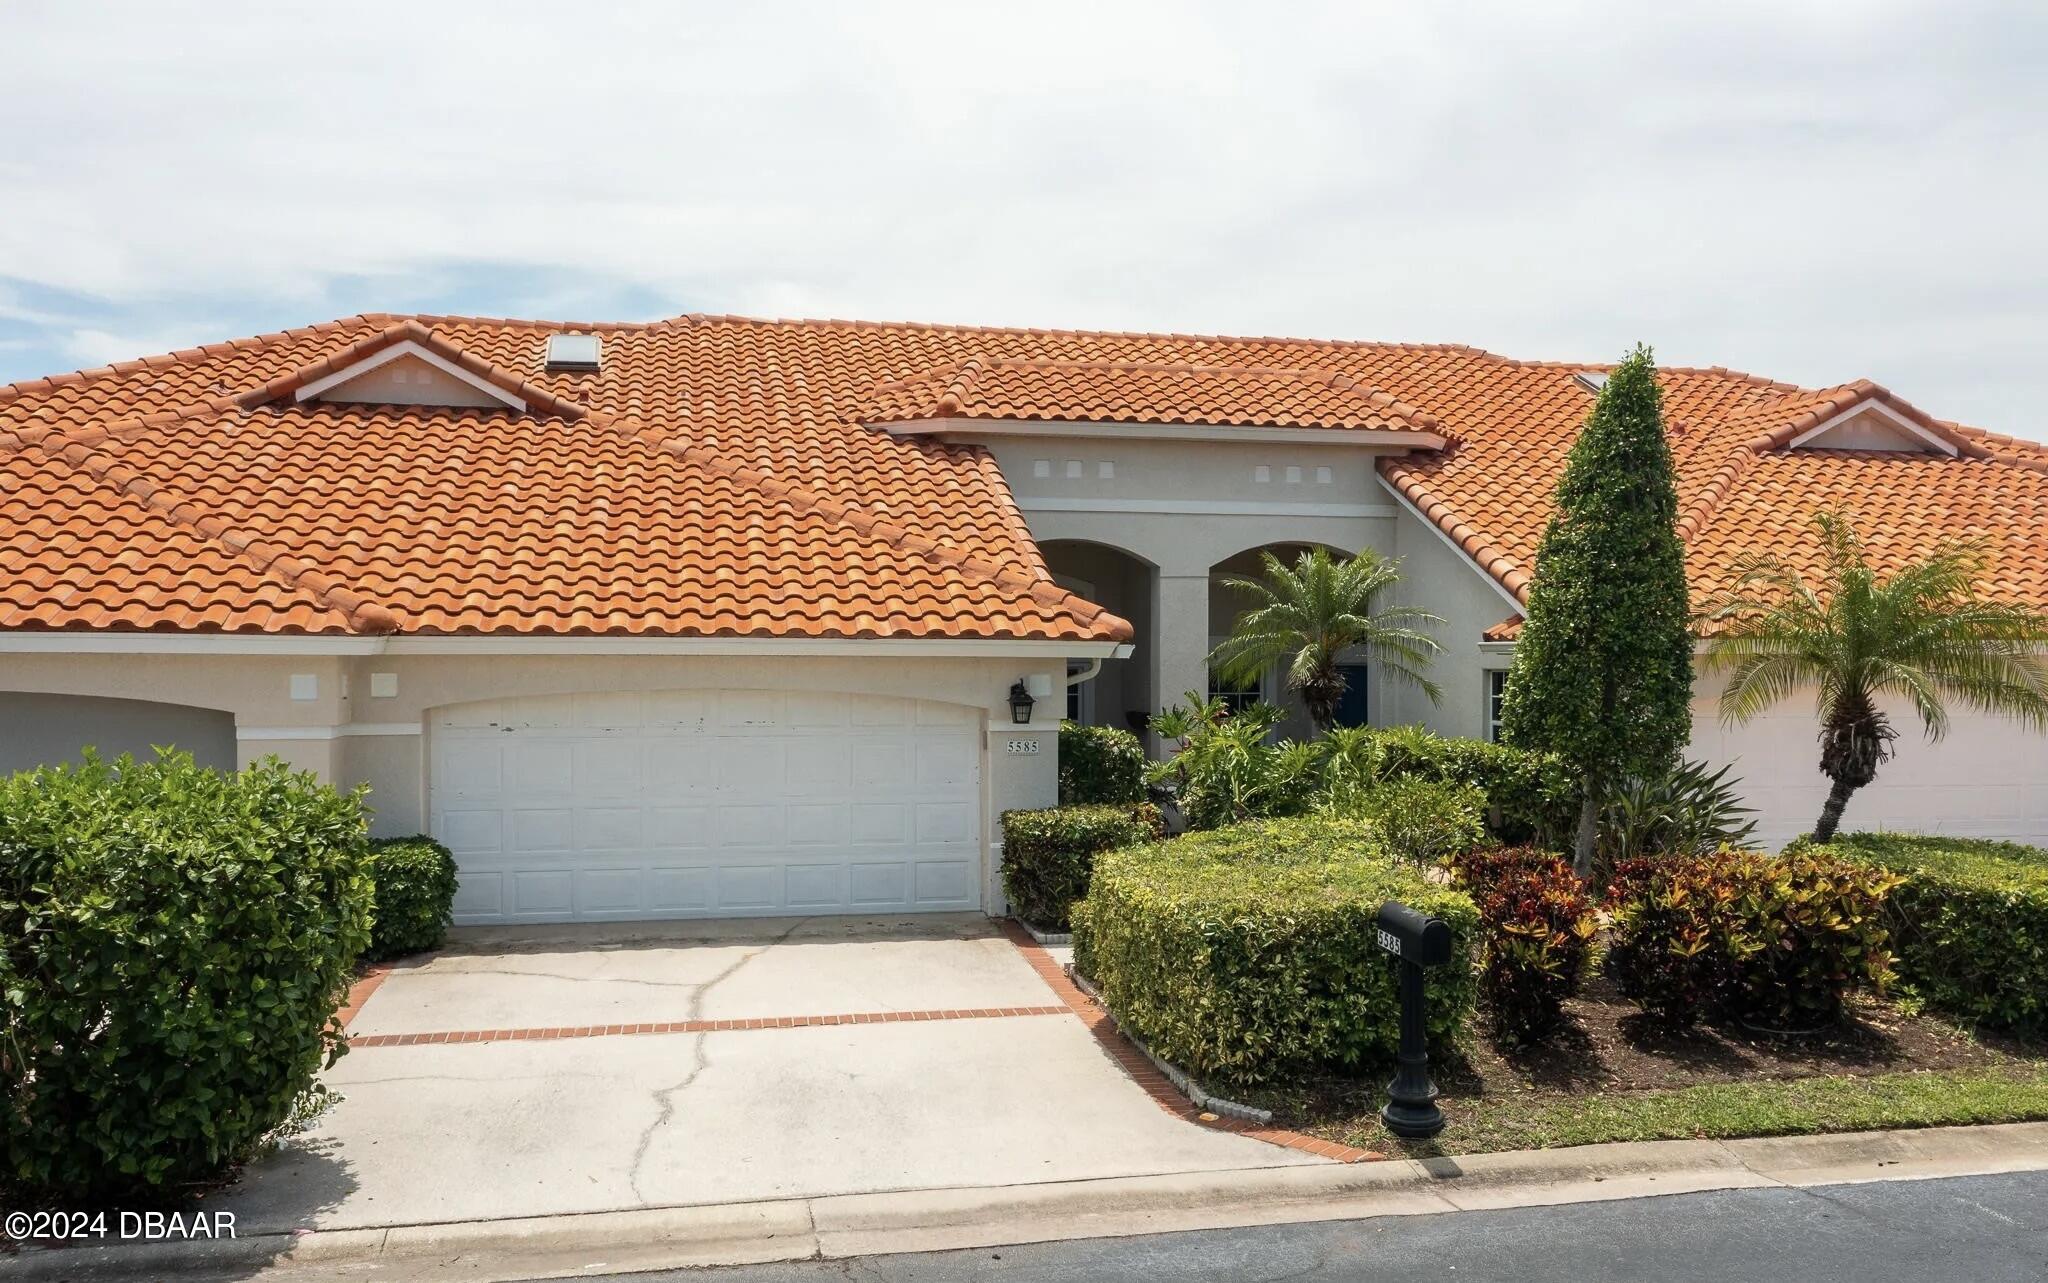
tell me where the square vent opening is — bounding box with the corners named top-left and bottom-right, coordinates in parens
top-left (545, 333), bottom-right (602, 372)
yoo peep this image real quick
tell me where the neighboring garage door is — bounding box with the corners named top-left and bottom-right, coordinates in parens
top-left (431, 690), bottom-right (983, 923)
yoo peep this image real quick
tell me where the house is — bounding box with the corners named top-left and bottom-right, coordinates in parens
top-left (3, 312), bottom-right (2045, 922)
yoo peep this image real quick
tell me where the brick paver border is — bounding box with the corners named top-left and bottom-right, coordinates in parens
top-left (336, 963), bottom-right (394, 1030)
top-left (345, 1004), bottom-right (1069, 1047)
top-left (997, 920), bottom-right (1385, 1164)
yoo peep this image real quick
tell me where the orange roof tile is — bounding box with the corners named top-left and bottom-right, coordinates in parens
top-left (3, 311), bottom-right (2041, 641)
top-left (861, 358), bottom-right (1447, 436)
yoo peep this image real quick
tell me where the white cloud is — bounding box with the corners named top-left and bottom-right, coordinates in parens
top-left (0, 0), bottom-right (2042, 436)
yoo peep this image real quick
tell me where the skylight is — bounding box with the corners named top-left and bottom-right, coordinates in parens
top-left (1573, 371), bottom-right (1607, 394)
top-left (545, 333), bottom-right (602, 372)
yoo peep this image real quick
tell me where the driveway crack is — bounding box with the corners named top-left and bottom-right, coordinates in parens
top-left (625, 917), bottom-right (811, 1203)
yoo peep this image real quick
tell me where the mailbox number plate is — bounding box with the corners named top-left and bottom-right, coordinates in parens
top-left (1376, 927), bottom-right (1402, 957)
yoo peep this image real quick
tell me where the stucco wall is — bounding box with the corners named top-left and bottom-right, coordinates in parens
top-left (1384, 500), bottom-right (1518, 740)
top-left (0, 692), bottom-right (236, 773)
top-left (1688, 678), bottom-right (2048, 851)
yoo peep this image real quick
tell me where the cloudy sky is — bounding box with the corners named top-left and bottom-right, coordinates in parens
top-left (2, 2), bottom-right (2042, 437)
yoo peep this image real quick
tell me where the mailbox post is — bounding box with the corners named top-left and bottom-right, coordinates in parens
top-left (1374, 900), bottom-right (1450, 1140)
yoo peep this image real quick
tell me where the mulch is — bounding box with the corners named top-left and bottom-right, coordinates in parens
top-left (1250, 971), bottom-right (2044, 1127)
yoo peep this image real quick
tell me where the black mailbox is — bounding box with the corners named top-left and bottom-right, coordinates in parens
top-left (1374, 900), bottom-right (1451, 1140)
top-left (1374, 901), bottom-right (1454, 968)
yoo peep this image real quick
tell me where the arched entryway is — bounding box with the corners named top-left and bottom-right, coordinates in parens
top-left (1039, 539), bottom-right (1156, 736)
top-left (1207, 541), bottom-right (1367, 741)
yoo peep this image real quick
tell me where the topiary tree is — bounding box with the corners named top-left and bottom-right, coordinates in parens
top-left (1500, 345), bottom-right (1693, 878)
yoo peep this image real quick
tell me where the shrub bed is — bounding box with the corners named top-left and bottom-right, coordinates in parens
top-left (1353, 776), bottom-right (1488, 867)
top-left (1802, 832), bottom-right (2048, 1034)
top-left (999, 804), bottom-right (1163, 931)
top-left (1605, 848), bottom-right (1899, 1029)
top-left (1072, 817), bottom-right (1478, 1086)
top-left (365, 836), bottom-right (460, 960)
top-left (1355, 726), bottom-right (1579, 846)
top-left (1057, 722), bottom-right (1147, 805)
top-left (1450, 846), bottom-right (1598, 1043)
top-left (0, 751), bottom-right (374, 1200)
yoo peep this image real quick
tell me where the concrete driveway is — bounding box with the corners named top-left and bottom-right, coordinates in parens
top-left (223, 915), bottom-right (1320, 1233)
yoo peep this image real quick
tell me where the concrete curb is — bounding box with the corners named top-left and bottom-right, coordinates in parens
top-left (12, 1121), bottom-right (2047, 1283)
top-left (1016, 919), bottom-right (1073, 948)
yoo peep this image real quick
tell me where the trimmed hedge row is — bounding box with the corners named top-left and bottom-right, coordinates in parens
top-left (365, 836), bottom-right (460, 960)
top-left (0, 751), bottom-right (373, 1199)
top-left (1363, 726), bottom-right (1580, 846)
top-left (1802, 832), bottom-right (2048, 1034)
top-left (1072, 817), bottom-right (1478, 1087)
top-left (999, 804), bottom-right (1162, 931)
top-left (1057, 722), bottom-right (1147, 806)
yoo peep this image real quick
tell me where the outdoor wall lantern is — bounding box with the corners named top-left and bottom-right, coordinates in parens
top-left (1008, 680), bottom-right (1036, 725)
top-left (1374, 899), bottom-right (1453, 1140)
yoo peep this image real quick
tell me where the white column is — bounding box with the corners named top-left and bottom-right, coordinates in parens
top-left (1151, 569), bottom-right (1212, 727)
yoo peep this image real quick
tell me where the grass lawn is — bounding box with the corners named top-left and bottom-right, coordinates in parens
top-left (1240, 975), bottom-right (2048, 1157)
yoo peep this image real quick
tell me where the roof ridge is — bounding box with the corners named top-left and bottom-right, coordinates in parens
top-left (8, 412), bottom-right (394, 634)
top-left (0, 314), bottom-right (388, 407)
top-left (586, 409), bottom-right (1129, 637)
top-left (234, 319), bottom-right (591, 420)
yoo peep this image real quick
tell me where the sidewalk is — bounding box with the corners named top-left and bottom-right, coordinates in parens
top-left (16, 1121), bottom-right (2048, 1283)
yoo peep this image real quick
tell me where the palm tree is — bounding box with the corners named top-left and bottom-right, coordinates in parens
top-left (1701, 510), bottom-right (2048, 842)
top-left (1207, 547), bottom-right (1443, 735)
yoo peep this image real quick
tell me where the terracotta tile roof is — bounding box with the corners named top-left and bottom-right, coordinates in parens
top-left (861, 358), bottom-right (1447, 437)
top-left (3, 311), bottom-right (2041, 641)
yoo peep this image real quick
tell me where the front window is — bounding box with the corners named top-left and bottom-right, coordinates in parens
top-left (1065, 659), bottom-right (1090, 723)
top-left (1208, 665), bottom-right (1263, 715)
top-left (1486, 670), bottom-right (1508, 742)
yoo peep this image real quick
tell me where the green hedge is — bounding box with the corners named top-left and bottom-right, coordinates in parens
top-left (1365, 726), bottom-right (1579, 846)
top-left (0, 751), bottom-right (373, 1199)
top-left (1000, 804), bottom-right (1163, 931)
top-left (1802, 833), bottom-right (2048, 1034)
top-left (1058, 722), bottom-right (1147, 805)
top-left (1072, 816), bottom-right (1478, 1086)
top-left (366, 836), bottom-right (459, 960)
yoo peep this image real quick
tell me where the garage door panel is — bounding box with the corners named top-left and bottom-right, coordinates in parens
top-left (509, 741), bottom-right (577, 796)
top-left (718, 740), bottom-right (785, 793)
top-left (435, 690), bottom-right (982, 923)
top-left (575, 868), bottom-right (644, 915)
top-left (717, 865), bottom-right (782, 910)
top-left (714, 804), bottom-right (785, 848)
top-left (511, 870), bottom-right (575, 917)
top-left (576, 807), bottom-right (642, 851)
top-left (649, 866), bottom-right (715, 912)
top-left (648, 806), bottom-right (713, 847)
top-left (913, 861), bottom-right (975, 906)
top-left (853, 742), bottom-right (915, 789)
top-left (847, 862), bottom-right (909, 907)
top-left (509, 808), bottom-right (574, 853)
top-left (785, 864), bottom-right (845, 908)
top-left (848, 803), bottom-right (910, 844)
top-left (574, 741), bottom-right (644, 796)
top-left (440, 808), bottom-right (504, 854)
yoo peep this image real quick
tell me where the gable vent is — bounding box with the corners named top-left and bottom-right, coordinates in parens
top-left (545, 333), bottom-right (602, 372)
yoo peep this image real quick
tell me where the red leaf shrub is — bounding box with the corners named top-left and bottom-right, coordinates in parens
top-left (1449, 846), bottom-right (1599, 1043)
top-left (1604, 848), bottom-right (1900, 1029)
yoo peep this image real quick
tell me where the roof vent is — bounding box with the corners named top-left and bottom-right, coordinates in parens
top-left (1573, 371), bottom-right (1607, 394)
top-left (545, 333), bottom-right (602, 372)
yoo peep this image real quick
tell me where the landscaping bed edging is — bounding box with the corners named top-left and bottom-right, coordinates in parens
top-left (1063, 964), bottom-right (1274, 1126)
top-left (1017, 919), bottom-right (1073, 948)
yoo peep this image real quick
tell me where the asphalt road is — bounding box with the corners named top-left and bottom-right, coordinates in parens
top-left (596, 1170), bottom-right (2048, 1283)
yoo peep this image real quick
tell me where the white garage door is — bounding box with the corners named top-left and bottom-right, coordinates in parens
top-left (432, 690), bottom-right (983, 923)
